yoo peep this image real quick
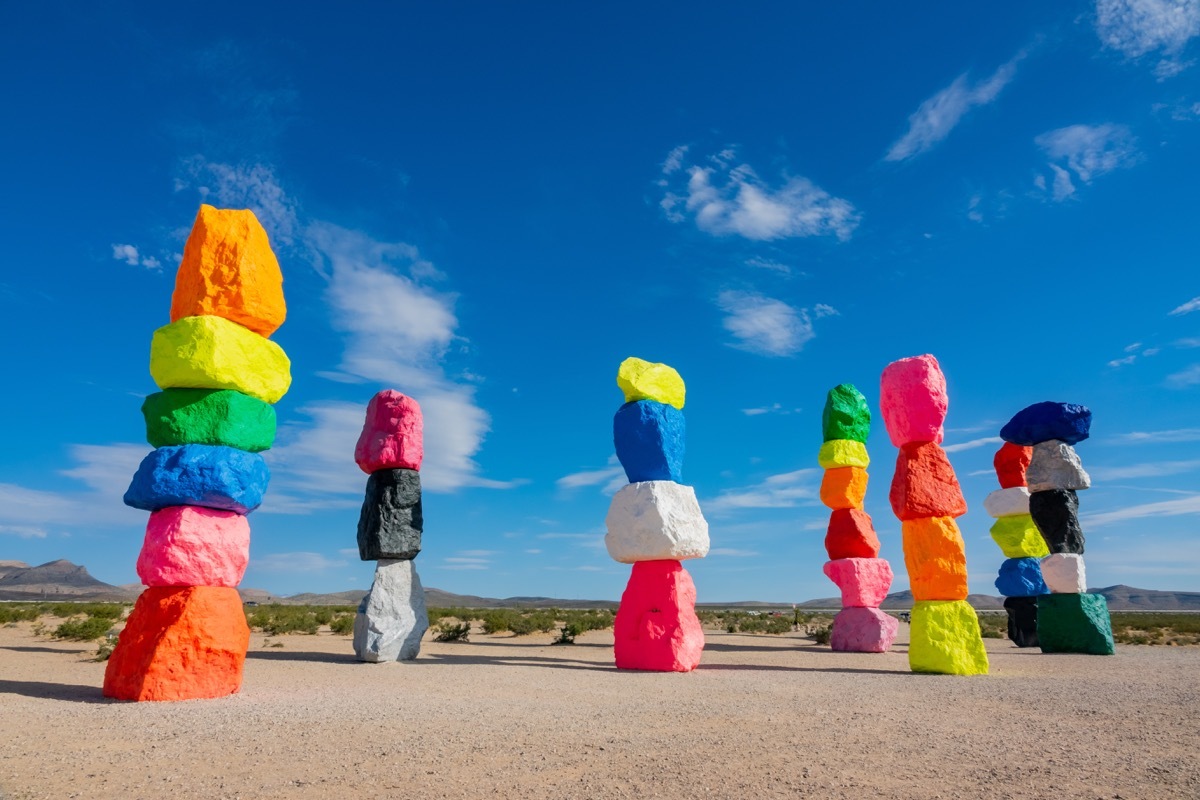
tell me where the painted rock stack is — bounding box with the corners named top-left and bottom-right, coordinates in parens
top-left (104, 205), bottom-right (290, 701)
top-left (818, 384), bottom-right (899, 652)
top-left (606, 357), bottom-right (709, 672)
top-left (1000, 402), bottom-right (1115, 655)
top-left (880, 355), bottom-right (988, 675)
top-left (985, 442), bottom-right (1049, 647)
top-left (352, 390), bottom-right (430, 662)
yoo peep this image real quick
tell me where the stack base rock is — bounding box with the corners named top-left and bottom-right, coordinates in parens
top-left (613, 560), bottom-right (703, 672)
top-left (604, 481), bottom-right (709, 563)
top-left (909, 600), bottom-right (989, 675)
top-left (831, 607), bottom-right (898, 653)
top-left (1004, 596), bottom-right (1040, 648)
top-left (103, 586), bottom-right (249, 701)
top-left (354, 559), bottom-right (429, 662)
top-left (1037, 593), bottom-right (1115, 655)
top-left (357, 469), bottom-right (423, 561)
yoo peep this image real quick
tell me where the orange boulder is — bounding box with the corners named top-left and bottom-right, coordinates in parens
top-left (902, 517), bottom-right (969, 601)
top-left (820, 467), bottom-right (868, 510)
top-left (102, 585), bottom-right (250, 702)
top-left (170, 205), bottom-right (286, 337)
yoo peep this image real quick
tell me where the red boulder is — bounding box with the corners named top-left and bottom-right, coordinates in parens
top-left (890, 442), bottom-right (967, 520)
top-left (824, 508), bottom-right (881, 559)
top-left (994, 442), bottom-right (1033, 488)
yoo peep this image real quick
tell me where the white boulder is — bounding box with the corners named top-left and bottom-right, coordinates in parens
top-left (353, 559), bottom-right (429, 662)
top-left (1041, 553), bottom-right (1087, 594)
top-left (983, 487), bottom-right (1031, 518)
top-left (605, 481), bottom-right (710, 563)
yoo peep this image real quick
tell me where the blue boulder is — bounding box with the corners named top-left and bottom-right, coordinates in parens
top-left (995, 557), bottom-right (1049, 597)
top-left (1000, 401), bottom-right (1092, 446)
top-left (124, 444), bottom-right (270, 514)
top-left (613, 400), bottom-right (685, 483)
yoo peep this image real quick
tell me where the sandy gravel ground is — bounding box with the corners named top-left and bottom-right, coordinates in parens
top-left (1, 621), bottom-right (1197, 800)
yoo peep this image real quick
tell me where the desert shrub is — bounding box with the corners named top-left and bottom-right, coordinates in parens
top-left (552, 623), bottom-right (581, 645)
top-left (313, 608), bottom-right (334, 626)
top-left (479, 609), bottom-right (517, 634)
top-left (328, 614), bottom-right (355, 635)
top-left (721, 610), bottom-right (800, 635)
top-left (427, 607), bottom-right (472, 626)
top-left (433, 622), bottom-right (471, 642)
top-left (805, 623), bottom-right (833, 645)
top-left (52, 616), bottom-right (112, 641)
top-left (977, 614), bottom-right (1007, 639)
top-left (561, 609), bottom-right (614, 632)
top-left (94, 640), bottom-right (116, 661)
top-left (245, 605), bottom-right (320, 635)
top-left (0, 604), bottom-right (40, 624)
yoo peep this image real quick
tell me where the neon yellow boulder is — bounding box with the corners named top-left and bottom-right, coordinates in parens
top-left (818, 439), bottom-right (870, 469)
top-left (150, 316), bottom-right (291, 404)
top-left (909, 600), bottom-right (989, 675)
top-left (617, 357), bottom-right (685, 409)
top-left (989, 514), bottom-right (1051, 559)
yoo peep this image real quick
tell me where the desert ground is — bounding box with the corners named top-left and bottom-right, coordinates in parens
top-left (1, 620), bottom-right (1197, 800)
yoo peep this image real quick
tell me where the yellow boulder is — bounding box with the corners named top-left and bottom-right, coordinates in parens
top-left (170, 205), bottom-right (286, 337)
top-left (989, 514), bottom-right (1050, 558)
top-left (150, 316), bottom-right (291, 404)
top-left (617, 357), bottom-right (685, 409)
top-left (818, 439), bottom-right (869, 469)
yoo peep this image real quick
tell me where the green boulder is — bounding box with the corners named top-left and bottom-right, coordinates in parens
top-left (1037, 593), bottom-right (1115, 655)
top-left (822, 383), bottom-right (871, 443)
top-left (909, 600), bottom-right (990, 675)
top-left (143, 389), bottom-right (277, 452)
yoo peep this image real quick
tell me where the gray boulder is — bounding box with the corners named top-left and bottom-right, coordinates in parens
top-left (353, 559), bottom-right (429, 662)
top-left (1026, 440), bottom-right (1091, 492)
top-left (357, 468), bottom-right (423, 560)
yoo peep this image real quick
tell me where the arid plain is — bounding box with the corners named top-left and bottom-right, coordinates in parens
top-left (2, 621), bottom-right (1197, 800)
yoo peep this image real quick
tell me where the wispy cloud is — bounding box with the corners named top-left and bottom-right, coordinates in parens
top-left (1112, 427), bottom-right (1200, 443)
top-left (885, 51), bottom-right (1026, 162)
top-left (0, 525), bottom-right (48, 539)
top-left (1167, 364), bottom-right (1200, 387)
top-left (1085, 493), bottom-right (1200, 527)
top-left (179, 158), bottom-right (300, 245)
top-left (555, 458), bottom-right (627, 495)
top-left (253, 551), bottom-right (348, 572)
top-left (716, 291), bottom-right (833, 357)
top-left (1170, 295), bottom-right (1200, 315)
top-left (704, 468), bottom-right (821, 514)
top-left (111, 244), bottom-right (162, 270)
top-left (661, 147), bottom-right (859, 241)
top-left (1035, 124), bottom-right (1140, 201)
top-left (942, 436), bottom-right (1003, 453)
top-left (1091, 460), bottom-right (1200, 480)
top-left (1095, 0), bottom-right (1200, 77)
top-left (741, 403), bottom-right (797, 417)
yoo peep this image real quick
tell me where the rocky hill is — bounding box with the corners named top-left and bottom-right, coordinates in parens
top-left (0, 560), bottom-right (139, 601)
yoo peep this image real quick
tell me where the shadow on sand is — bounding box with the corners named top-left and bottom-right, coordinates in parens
top-left (0, 645), bottom-right (92, 656)
top-left (0, 679), bottom-right (111, 704)
top-left (246, 649), bottom-right (360, 665)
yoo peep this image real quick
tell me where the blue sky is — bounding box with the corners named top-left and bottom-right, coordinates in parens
top-left (2, 2), bottom-right (1198, 601)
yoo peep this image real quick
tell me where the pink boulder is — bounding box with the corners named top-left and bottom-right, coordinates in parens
top-left (355, 390), bottom-right (423, 474)
top-left (823, 558), bottom-right (894, 607)
top-left (613, 560), bottom-right (704, 672)
top-left (879, 354), bottom-right (948, 447)
top-left (830, 606), bottom-right (899, 652)
top-left (137, 506), bottom-right (250, 588)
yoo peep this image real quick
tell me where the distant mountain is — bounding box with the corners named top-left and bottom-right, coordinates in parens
top-left (0, 559), bottom-right (138, 601)
top-left (4, 560), bottom-right (1199, 611)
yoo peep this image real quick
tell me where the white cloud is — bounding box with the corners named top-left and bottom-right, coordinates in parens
top-left (1035, 124), bottom-right (1139, 201)
top-left (1095, 0), bottom-right (1200, 66)
top-left (111, 244), bottom-right (163, 270)
top-left (1112, 427), bottom-right (1200, 443)
top-left (661, 148), bottom-right (859, 241)
top-left (1108, 355), bottom-right (1138, 367)
top-left (253, 552), bottom-right (348, 572)
top-left (942, 436), bottom-right (1003, 453)
top-left (744, 257), bottom-right (794, 275)
top-left (741, 403), bottom-right (791, 416)
top-left (0, 525), bottom-right (48, 539)
top-left (717, 291), bottom-right (815, 357)
top-left (1175, 337), bottom-right (1200, 348)
top-left (555, 461), bottom-right (626, 495)
top-left (812, 303), bottom-right (839, 319)
top-left (1085, 493), bottom-right (1200, 527)
top-left (885, 52), bottom-right (1025, 162)
top-left (1091, 459), bottom-right (1200, 479)
top-left (704, 469), bottom-right (821, 514)
top-left (1167, 364), bottom-right (1200, 386)
top-left (1170, 295), bottom-right (1200, 315)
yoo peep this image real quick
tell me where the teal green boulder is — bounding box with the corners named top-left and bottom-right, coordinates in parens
top-left (1037, 593), bottom-right (1115, 655)
top-left (143, 389), bottom-right (277, 452)
top-left (822, 384), bottom-right (871, 443)
top-left (909, 600), bottom-right (990, 675)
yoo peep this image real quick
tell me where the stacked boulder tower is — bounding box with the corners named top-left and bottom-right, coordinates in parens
top-left (605, 357), bottom-right (709, 672)
top-left (104, 205), bottom-right (290, 701)
top-left (880, 355), bottom-right (988, 675)
top-left (817, 384), bottom-right (898, 652)
top-left (1000, 402), bottom-right (1115, 655)
top-left (985, 442), bottom-right (1049, 647)
top-left (352, 390), bottom-right (430, 662)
